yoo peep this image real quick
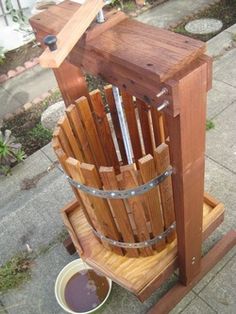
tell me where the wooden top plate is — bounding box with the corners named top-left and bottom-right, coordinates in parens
top-left (30, 0), bottom-right (205, 83)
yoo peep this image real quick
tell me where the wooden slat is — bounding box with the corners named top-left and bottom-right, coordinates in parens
top-left (151, 108), bottom-right (166, 147)
top-left (65, 157), bottom-right (99, 233)
top-left (121, 91), bottom-right (142, 161)
top-left (53, 126), bottom-right (74, 158)
top-left (58, 115), bottom-right (84, 161)
top-left (154, 143), bottom-right (176, 243)
top-left (90, 90), bottom-right (120, 171)
top-left (136, 99), bottom-right (153, 155)
top-left (120, 164), bottom-right (153, 256)
top-left (75, 96), bottom-right (107, 167)
top-left (64, 192), bottom-right (223, 297)
top-left (99, 166), bottom-right (139, 257)
top-left (138, 154), bottom-right (166, 252)
top-left (39, 0), bottom-right (105, 68)
top-left (66, 104), bottom-right (95, 164)
top-left (104, 85), bottom-right (127, 164)
top-left (80, 162), bottom-right (123, 255)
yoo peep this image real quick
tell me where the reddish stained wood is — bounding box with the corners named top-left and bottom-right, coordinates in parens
top-left (136, 99), bottom-right (153, 155)
top-left (76, 96), bottom-right (107, 167)
top-left (99, 166), bottom-right (139, 257)
top-left (154, 143), bottom-right (176, 243)
top-left (58, 115), bottom-right (84, 161)
top-left (138, 154), bottom-right (166, 252)
top-left (120, 164), bottom-right (153, 256)
top-left (66, 104), bottom-right (95, 164)
top-left (104, 85), bottom-right (127, 164)
top-left (53, 60), bottom-right (89, 107)
top-left (80, 162), bottom-right (123, 255)
top-left (121, 91), bottom-right (142, 161)
top-left (148, 230), bottom-right (236, 314)
top-left (165, 61), bottom-right (208, 284)
top-left (90, 89), bottom-right (119, 171)
top-left (53, 126), bottom-right (74, 158)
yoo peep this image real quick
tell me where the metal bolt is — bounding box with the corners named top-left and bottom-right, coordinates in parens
top-left (156, 87), bottom-right (168, 98)
top-left (96, 9), bottom-right (105, 23)
top-left (192, 257), bottom-right (196, 264)
top-left (43, 35), bottom-right (57, 51)
top-left (111, 192), bottom-right (116, 197)
top-left (131, 191), bottom-right (136, 196)
top-left (157, 100), bottom-right (169, 111)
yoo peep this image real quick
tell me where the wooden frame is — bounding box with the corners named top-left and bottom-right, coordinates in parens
top-left (30, 2), bottom-right (236, 311)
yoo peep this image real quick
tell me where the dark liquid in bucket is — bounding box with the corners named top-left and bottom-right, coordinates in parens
top-left (64, 269), bottom-right (109, 312)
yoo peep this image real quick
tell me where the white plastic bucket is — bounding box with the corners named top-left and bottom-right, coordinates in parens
top-left (55, 259), bottom-right (112, 314)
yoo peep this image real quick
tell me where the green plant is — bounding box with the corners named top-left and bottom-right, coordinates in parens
top-left (206, 119), bottom-right (215, 130)
top-left (0, 252), bottom-right (32, 293)
top-left (0, 129), bottom-right (26, 175)
top-left (29, 123), bottom-right (52, 142)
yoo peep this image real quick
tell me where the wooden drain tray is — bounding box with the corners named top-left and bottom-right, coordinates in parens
top-left (61, 192), bottom-right (224, 301)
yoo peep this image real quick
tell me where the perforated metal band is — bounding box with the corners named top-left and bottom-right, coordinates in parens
top-left (93, 222), bottom-right (176, 248)
top-left (66, 166), bottom-right (172, 199)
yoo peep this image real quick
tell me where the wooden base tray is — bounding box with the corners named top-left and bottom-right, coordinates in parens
top-left (61, 192), bottom-right (224, 301)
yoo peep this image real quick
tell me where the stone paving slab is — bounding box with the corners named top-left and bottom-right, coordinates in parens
top-left (0, 66), bottom-right (57, 118)
top-left (207, 31), bottom-right (233, 58)
top-left (182, 296), bottom-right (216, 314)
top-left (204, 157), bottom-right (236, 231)
top-left (207, 79), bottom-right (236, 119)
top-left (0, 243), bottom-right (75, 314)
top-left (0, 150), bottom-right (55, 220)
top-left (199, 254), bottom-right (236, 313)
top-left (0, 166), bottom-right (73, 265)
top-left (136, 0), bottom-right (217, 28)
top-left (0, 85), bottom-right (23, 118)
top-left (206, 101), bottom-right (236, 174)
top-left (213, 49), bottom-right (236, 87)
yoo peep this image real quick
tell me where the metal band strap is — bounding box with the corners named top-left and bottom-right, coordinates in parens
top-left (66, 166), bottom-right (173, 199)
top-left (93, 222), bottom-right (176, 248)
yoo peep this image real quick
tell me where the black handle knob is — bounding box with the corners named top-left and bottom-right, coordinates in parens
top-left (43, 35), bottom-right (57, 51)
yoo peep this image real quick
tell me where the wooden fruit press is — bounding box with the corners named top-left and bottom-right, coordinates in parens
top-left (30, 1), bottom-right (236, 312)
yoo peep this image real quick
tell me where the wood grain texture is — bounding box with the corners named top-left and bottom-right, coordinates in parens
top-left (99, 166), bottom-right (139, 257)
top-left (136, 99), bottom-right (153, 155)
top-left (76, 96), bottom-right (107, 167)
top-left (80, 162), bottom-right (123, 255)
top-left (120, 164), bottom-right (153, 256)
top-left (104, 85), bottom-right (127, 164)
top-left (148, 230), bottom-right (236, 314)
top-left (138, 154), bottom-right (165, 252)
top-left (154, 143), bottom-right (176, 243)
top-left (165, 61), bottom-right (208, 284)
top-left (61, 194), bottom-right (224, 297)
top-left (121, 91), bottom-right (142, 161)
top-left (53, 60), bottom-right (89, 107)
top-left (39, 0), bottom-right (105, 68)
top-left (30, 1), bottom-right (206, 108)
top-left (90, 90), bottom-right (119, 171)
top-left (66, 104), bottom-right (95, 164)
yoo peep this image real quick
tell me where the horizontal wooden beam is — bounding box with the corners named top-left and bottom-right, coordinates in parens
top-left (39, 0), bottom-right (105, 68)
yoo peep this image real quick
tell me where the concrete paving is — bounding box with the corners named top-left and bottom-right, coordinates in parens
top-left (0, 1), bottom-right (236, 314)
top-left (0, 66), bottom-right (57, 118)
top-left (136, 0), bottom-right (217, 28)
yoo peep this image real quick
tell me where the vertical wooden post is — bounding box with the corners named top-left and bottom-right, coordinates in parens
top-left (53, 60), bottom-right (89, 107)
top-left (165, 61), bottom-right (208, 285)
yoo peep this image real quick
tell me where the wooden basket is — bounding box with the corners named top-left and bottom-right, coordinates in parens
top-left (53, 86), bottom-right (177, 257)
